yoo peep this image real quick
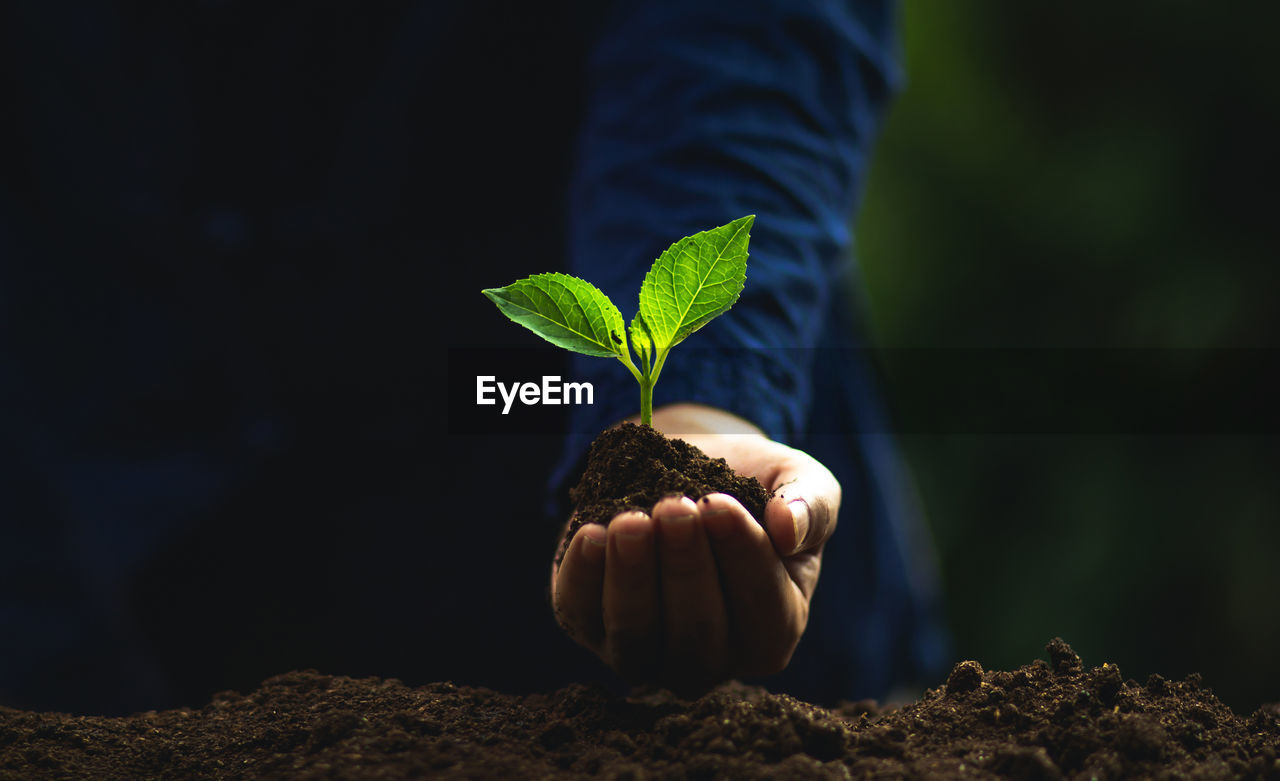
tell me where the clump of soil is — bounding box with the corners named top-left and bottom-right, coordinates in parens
top-left (561, 423), bottom-right (772, 561)
top-left (3, 639), bottom-right (1277, 779)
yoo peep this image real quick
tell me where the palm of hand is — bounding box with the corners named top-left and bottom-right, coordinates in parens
top-left (551, 404), bottom-right (840, 693)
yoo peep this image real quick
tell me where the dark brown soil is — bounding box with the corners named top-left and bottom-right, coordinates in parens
top-left (3, 639), bottom-right (1277, 779)
top-left (561, 423), bottom-right (772, 563)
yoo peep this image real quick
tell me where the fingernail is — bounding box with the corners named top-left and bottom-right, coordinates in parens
top-left (701, 507), bottom-right (734, 540)
top-left (700, 496), bottom-right (730, 516)
top-left (614, 527), bottom-right (651, 566)
top-left (579, 526), bottom-right (606, 560)
top-left (660, 513), bottom-right (696, 549)
top-left (789, 500), bottom-right (810, 553)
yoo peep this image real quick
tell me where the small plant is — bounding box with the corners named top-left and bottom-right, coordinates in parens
top-left (483, 215), bottom-right (753, 426)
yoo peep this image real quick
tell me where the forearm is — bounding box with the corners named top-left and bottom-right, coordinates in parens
top-left (565, 0), bottom-right (900, 442)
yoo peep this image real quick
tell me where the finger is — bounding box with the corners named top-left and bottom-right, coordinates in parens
top-left (603, 511), bottom-right (660, 681)
top-left (652, 495), bottom-right (727, 691)
top-left (700, 493), bottom-right (804, 676)
top-left (551, 523), bottom-right (606, 652)
top-left (764, 459), bottom-right (841, 557)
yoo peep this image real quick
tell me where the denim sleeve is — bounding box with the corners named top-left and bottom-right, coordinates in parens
top-left (550, 0), bottom-right (901, 508)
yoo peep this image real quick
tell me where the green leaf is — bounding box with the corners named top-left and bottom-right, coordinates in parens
top-left (636, 215), bottom-right (753, 361)
top-left (482, 272), bottom-right (628, 359)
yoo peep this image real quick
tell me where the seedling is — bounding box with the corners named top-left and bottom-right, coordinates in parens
top-left (482, 215), bottom-right (753, 426)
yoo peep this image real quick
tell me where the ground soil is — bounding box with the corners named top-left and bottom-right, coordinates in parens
top-left (3, 639), bottom-right (1277, 779)
top-left (560, 422), bottom-right (772, 564)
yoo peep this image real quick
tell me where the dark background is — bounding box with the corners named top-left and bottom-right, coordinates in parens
top-left (853, 3), bottom-right (1280, 712)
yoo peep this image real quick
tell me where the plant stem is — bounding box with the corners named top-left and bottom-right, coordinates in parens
top-left (639, 375), bottom-right (654, 427)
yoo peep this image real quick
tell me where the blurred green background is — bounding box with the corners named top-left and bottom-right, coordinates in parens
top-left (855, 3), bottom-right (1280, 713)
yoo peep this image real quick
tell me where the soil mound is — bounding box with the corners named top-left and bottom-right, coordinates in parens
top-left (3, 639), bottom-right (1277, 779)
top-left (562, 423), bottom-right (771, 561)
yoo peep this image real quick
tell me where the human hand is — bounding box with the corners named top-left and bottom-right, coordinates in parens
top-left (550, 403), bottom-right (840, 693)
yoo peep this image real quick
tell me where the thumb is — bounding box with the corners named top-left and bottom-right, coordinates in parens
top-left (763, 454), bottom-right (841, 557)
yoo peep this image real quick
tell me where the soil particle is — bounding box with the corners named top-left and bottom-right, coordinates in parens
top-left (1046, 637), bottom-right (1083, 676)
top-left (2, 639), bottom-right (1278, 779)
top-left (561, 423), bottom-right (772, 561)
top-left (946, 659), bottom-right (984, 695)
